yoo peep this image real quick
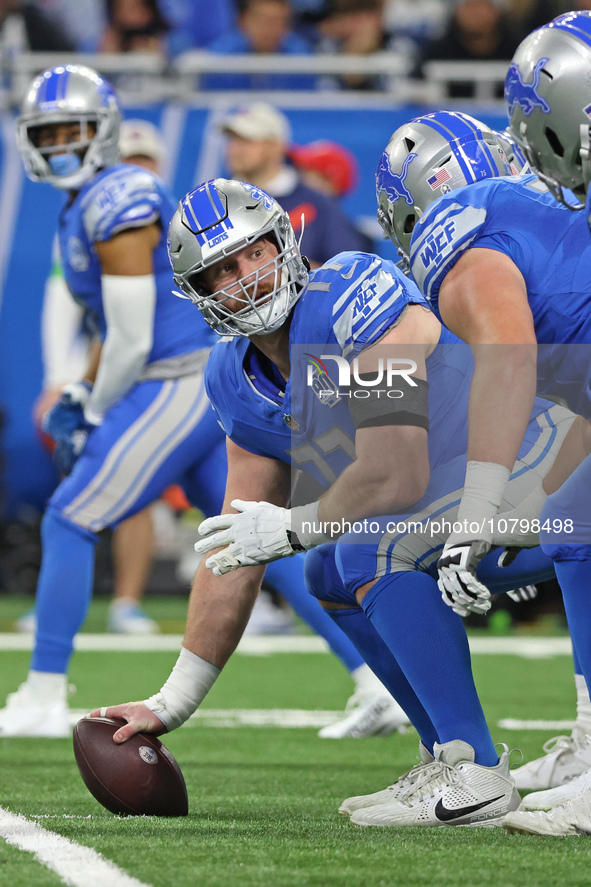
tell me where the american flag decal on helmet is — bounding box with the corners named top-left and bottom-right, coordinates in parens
top-left (427, 168), bottom-right (452, 190)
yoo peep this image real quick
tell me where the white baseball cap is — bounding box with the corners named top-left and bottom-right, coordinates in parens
top-left (119, 119), bottom-right (167, 162)
top-left (220, 102), bottom-right (291, 144)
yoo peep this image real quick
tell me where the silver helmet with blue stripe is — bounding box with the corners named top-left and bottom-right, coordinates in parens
top-left (494, 129), bottom-right (530, 175)
top-left (505, 11), bottom-right (591, 208)
top-left (168, 178), bottom-right (309, 337)
top-left (376, 111), bottom-right (512, 261)
top-left (16, 65), bottom-right (121, 191)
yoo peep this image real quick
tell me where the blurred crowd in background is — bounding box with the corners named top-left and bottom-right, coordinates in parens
top-left (0, 0), bottom-right (588, 90)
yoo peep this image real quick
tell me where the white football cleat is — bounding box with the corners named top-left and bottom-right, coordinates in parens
top-left (350, 740), bottom-right (520, 827)
top-left (510, 732), bottom-right (591, 791)
top-left (318, 691), bottom-right (409, 740)
top-left (503, 784), bottom-right (591, 836)
top-left (0, 681), bottom-right (71, 738)
top-left (14, 607), bottom-right (36, 633)
top-left (521, 768), bottom-right (591, 811)
top-left (339, 742), bottom-right (435, 815)
top-left (242, 590), bottom-right (294, 637)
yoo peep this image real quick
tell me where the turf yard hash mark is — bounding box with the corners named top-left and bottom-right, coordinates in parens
top-left (0, 633), bottom-right (573, 657)
top-left (0, 806), bottom-right (152, 887)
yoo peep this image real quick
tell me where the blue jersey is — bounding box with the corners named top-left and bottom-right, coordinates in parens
top-left (205, 251), bottom-right (478, 489)
top-left (57, 163), bottom-right (216, 361)
top-left (409, 175), bottom-right (591, 415)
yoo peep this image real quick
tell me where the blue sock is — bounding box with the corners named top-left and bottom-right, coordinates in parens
top-left (264, 557), bottom-right (364, 673)
top-left (328, 607), bottom-right (439, 750)
top-left (361, 571), bottom-right (498, 766)
top-left (555, 559), bottom-right (591, 690)
top-left (31, 508), bottom-right (98, 674)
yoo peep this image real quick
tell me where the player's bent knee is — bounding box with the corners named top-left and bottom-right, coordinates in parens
top-left (42, 505), bottom-right (100, 545)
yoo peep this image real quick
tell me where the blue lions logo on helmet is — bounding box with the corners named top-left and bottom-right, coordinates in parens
top-left (241, 182), bottom-right (275, 210)
top-left (505, 58), bottom-right (551, 116)
top-left (376, 152), bottom-right (417, 207)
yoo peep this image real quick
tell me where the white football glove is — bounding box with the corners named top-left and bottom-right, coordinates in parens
top-left (194, 499), bottom-right (305, 576)
top-left (437, 540), bottom-right (492, 617)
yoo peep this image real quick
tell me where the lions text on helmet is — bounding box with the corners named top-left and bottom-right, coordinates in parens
top-left (168, 178), bottom-right (309, 337)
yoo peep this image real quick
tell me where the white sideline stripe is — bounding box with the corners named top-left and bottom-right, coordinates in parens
top-left (66, 708), bottom-right (578, 732)
top-left (69, 707), bottom-right (345, 730)
top-left (499, 718), bottom-right (575, 731)
top-left (0, 806), bottom-right (152, 887)
top-left (0, 633), bottom-right (573, 657)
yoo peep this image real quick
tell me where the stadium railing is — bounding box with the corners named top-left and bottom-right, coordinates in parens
top-left (0, 52), bottom-right (510, 110)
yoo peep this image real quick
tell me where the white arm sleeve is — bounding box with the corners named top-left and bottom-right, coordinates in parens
top-left (84, 274), bottom-right (155, 425)
top-left (41, 273), bottom-right (87, 388)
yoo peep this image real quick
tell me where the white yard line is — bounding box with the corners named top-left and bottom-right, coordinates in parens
top-left (498, 718), bottom-right (575, 731)
top-left (0, 806), bottom-right (152, 887)
top-left (0, 633), bottom-right (573, 657)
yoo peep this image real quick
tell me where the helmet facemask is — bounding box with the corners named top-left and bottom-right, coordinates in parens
top-left (16, 66), bottom-right (121, 191)
top-left (170, 185), bottom-right (309, 337)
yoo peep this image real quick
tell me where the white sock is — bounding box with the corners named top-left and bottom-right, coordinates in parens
top-left (27, 670), bottom-right (68, 700)
top-left (574, 674), bottom-right (591, 737)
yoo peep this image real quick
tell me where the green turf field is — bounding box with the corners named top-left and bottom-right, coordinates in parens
top-left (0, 596), bottom-right (589, 887)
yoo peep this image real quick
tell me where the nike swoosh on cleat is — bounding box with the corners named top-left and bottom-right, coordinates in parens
top-left (435, 794), bottom-right (505, 822)
top-left (341, 261), bottom-right (358, 280)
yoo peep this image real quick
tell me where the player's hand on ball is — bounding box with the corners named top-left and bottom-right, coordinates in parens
top-left (89, 702), bottom-right (167, 743)
top-left (437, 540), bottom-right (492, 617)
top-left (195, 499), bottom-right (302, 575)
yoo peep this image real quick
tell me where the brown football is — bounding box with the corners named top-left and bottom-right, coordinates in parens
top-left (73, 717), bottom-right (188, 816)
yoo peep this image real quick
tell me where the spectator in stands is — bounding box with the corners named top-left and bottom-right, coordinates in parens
top-left (202, 0), bottom-right (316, 91)
top-left (220, 102), bottom-right (372, 266)
top-left (99, 0), bottom-right (169, 54)
top-left (508, 0), bottom-right (563, 35)
top-left (158, 0), bottom-right (236, 56)
top-left (420, 0), bottom-right (517, 97)
top-left (381, 0), bottom-right (452, 68)
top-left (0, 0), bottom-right (74, 51)
top-left (289, 138), bottom-right (359, 198)
top-left (289, 138), bottom-right (376, 248)
top-left (317, 0), bottom-right (391, 90)
top-left (27, 0), bottom-right (107, 52)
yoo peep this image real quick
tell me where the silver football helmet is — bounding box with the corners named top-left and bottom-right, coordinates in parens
top-left (494, 129), bottom-right (530, 175)
top-left (168, 178), bottom-right (309, 337)
top-left (376, 111), bottom-right (512, 262)
top-left (505, 11), bottom-right (591, 209)
top-left (16, 65), bottom-right (121, 191)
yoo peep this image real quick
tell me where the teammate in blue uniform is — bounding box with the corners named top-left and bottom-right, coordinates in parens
top-left (375, 108), bottom-right (591, 826)
top-left (95, 178), bottom-right (576, 828)
top-left (1, 65), bottom-right (388, 741)
top-left (500, 11), bottom-right (591, 834)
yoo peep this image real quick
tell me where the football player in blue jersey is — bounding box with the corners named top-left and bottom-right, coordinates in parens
top-left (1, 65), bottom-right (398, 741)
top-left (375, 106), bottom-right (591, 829)
top-left (94, 177), bottom-right (579, 827)
top-left (500, 11), bottom-right (591, 834)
